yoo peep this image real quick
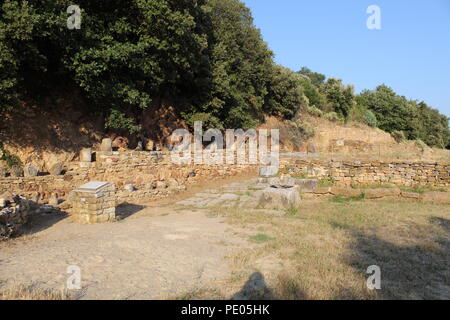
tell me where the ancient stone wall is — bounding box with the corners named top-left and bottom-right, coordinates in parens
top-left (281, 159), bottom-right (450, 187)
top-left (0, 151), bottom-right (258, 205)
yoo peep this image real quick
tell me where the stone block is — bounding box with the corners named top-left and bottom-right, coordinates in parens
top-left (100, 138), bottom-right (113, 152)
top-left (24, 166), bottom-right (39, 177)
top-left (294, 179), bottom-right (318, 193)
top-left (256, 186), bottom-right (300, 210)
top-left (80, 148), bottom-right (92, 162)
top-left (259, 166), bottom-right (279, 178)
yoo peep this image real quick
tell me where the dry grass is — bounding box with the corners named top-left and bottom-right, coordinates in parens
top-left (0, 284), bottom-right (74, 300)
top-left (205, 200), bottom-right (449, 300)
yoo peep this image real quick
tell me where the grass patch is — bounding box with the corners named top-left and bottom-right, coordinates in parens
top-left (0, 284), bottom-right (74, 300)
top-left (249, 233), bottom-right (274, 244)
top-left (285, 206), bottom-right (299, 217)
top-left (212, 200), bottom-right (449, 300)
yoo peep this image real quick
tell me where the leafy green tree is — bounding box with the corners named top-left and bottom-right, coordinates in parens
top-left (322, 78), bottom-right (354, 119)
top-left (298, 67), bottom-right (325, 87)
top-left (263, 64), bottom-right (305, 119)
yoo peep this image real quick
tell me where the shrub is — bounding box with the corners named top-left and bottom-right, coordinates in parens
top-left (0, 142), bottom-right (22, 168)
top-left (183, 112), bottom-right (224, 130)
top-left (415, 139), bottom-right (427, 150)
top-left (324, 112), bottom-right (341, 122)
top-left (363, 110), bottom-right (378, 127)
top-left (306, 105), bottom-right (323, 118)
top-left (391, 130), bottom-right (406, 143)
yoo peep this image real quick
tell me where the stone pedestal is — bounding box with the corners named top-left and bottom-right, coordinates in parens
top-left (72, 181), bottom-right (116, 224)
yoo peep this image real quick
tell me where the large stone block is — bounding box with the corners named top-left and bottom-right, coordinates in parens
top-left (294, 179), bottom-right (318, 193)
top-left (259, 166), bottom-right (279, 178)
top-left (100, 138), bottom-right (113, 152)
top-left (23, 166), bottom-right (39, 177)
top-left (256, 186), bottom-right (300, 210)
top-left (80, 148), bottom-right (92, 162)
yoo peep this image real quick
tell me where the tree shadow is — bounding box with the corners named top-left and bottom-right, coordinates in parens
top-left (337, 219), bottom-right (450, 300)
top-left (231, 271), bottom-right (309, 300)
top-left (115, 202), bottom-right (146, 220)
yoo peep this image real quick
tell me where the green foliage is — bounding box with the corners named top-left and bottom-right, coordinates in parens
top-left (415, 139), bottom-right (427, 150)
top-left (391, 130), bottom-right (406, 143)
top-left (363, 110), bottom-right (378, 128)
top-left (0, 142), bottom-right (22, 168)
top-left (322, 78), bottom-right (354, 119)
top-left (324, 112), bottom-right (341, 122)
top-left (298, 67), bottom-right (325, 87)
top-left (306, 105), bottom-right (323, 118)
top-left (183, 112), bottom-right (224, 130)
top-left (105, 109), bottom-right (141, 134)
top-left (264, 64), bottom-right (305, 119)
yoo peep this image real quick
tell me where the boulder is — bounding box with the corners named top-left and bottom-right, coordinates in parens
top-left (156, 181), bottom-right (168, 189)
top-left (0, 166), bottom-right (6, 178)
top-left (100, 138), bottom-right (113, 152)
top-left (167, 178), bottom-right (179, 189)
top-left (49, 162), bottom-right (63, 176)
top-left (124, 184), bottom-right (136, 192)
top-left (80, 148), bottom-right (92, 162)
top-left (307, 142), bottom-right (317, 154)
top-left (256, 186), bottom-right (300, 210)
top-left (24, 166), bottom-right (39, 177)
top-left (10, 166), bottom-right (24, 177)
top-left (144, 138), bottom-right (155, 151)
top-left (48, 193), bottom-right (59, 206)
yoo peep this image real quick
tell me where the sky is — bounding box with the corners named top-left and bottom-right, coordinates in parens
top-left (243, 0), bottom-right (450, 117)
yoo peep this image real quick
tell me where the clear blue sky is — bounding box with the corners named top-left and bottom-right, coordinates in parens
top-left (243, 0), bottom-right (450, 117)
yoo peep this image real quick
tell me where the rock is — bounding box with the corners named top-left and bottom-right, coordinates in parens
top-left (156, 181), bottom-right (168, 189)
top-left (259, 166), bottom-right (279, 178)
top-left (58, 201), bottom-right (72, 210)
top-left (10, 166), bottom-right (24, 177)
top-left (256, 186), bottom-right (300, 210)
top-left (124, 184), bottom-right (136, 192)
top-left (49, 162), bottom-right (63, 176)
top-left (48, 193), bottom-right (59, 206)
top-left (100, 138), bottom-right (113, 152)
top-left (278, 176), bottom-right (295, 188)
top-left (0, 166), bottom-right (6, 178)
top-left (1, 191), bottom-right (14, 202)
top-left (294, 179), bottom-right (318, 193)
top-left (167, 178), bottom-right (179, 189)
top-left (144, 138), bottom-right (155, 151)
top-left (0, 199), bottom-right (6, 208)
top-left (23, 166), bottom-right (39, 177)
top-left (307, 142), bottom-right (317, 154)
top-left (365, 188), bottom-right (401, 200)
top-left (80, 148), bottom-right (92, 162)
top-left (135, 141), bottom-right (143, 151)
top-left (112, 136), bottom-right (129, 151)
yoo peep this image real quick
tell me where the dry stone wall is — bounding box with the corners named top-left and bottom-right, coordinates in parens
top-left (281, 159), bottom-right (450, 187)
top-left (0, 151), bottom-right (449, 209)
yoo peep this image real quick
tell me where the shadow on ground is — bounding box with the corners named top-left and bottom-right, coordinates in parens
top-left (115, 202), bottom-right (147, 220)
top-left (339, 218), bottom-right (450, 300)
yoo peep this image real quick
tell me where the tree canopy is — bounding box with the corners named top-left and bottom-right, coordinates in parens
top-left (1, 0), bottom-right (448, 148)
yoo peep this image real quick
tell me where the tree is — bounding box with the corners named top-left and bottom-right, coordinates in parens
top-left (322, 78), bottom-right (354, 119)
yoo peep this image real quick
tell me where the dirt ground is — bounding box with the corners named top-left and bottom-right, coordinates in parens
top-left (0, 175), bottom-right (449, 300)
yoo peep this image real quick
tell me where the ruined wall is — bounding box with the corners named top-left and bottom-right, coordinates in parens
top-left (0, 151), bottom-right (257, 204)
top-left (1, 151), bottom-right (449, 208)
top-left (281, 159), bottom-right (450, 187)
